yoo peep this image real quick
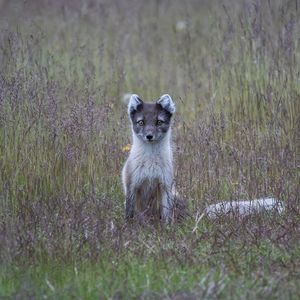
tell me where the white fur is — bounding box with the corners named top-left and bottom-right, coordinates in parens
top-left (122, 128), bottom-right (174, 221)
top-left (128, 94), bottom-right (142, 115)
top-left (157, 94), bottom-right (176, 114)
top-left (129, 131), bottom-right (173, 183)
top-left (204, 198), bottom-right (285, 219)
top-left (193, 197), bottom-right (285, 231)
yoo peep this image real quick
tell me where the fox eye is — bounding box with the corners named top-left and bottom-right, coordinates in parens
top-left (137, 120), bottom-right (144, 126)
top-left (156, 120), bottom-right (164, 126)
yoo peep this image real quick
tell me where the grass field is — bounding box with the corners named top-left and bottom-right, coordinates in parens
top-left (0, 0), bottom-right (299, 299)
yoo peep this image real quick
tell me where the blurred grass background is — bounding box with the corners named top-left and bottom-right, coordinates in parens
top-left (0, 0), bottom-right (299, 299)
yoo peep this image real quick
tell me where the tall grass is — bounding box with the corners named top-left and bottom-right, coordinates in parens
top-left (0, 0), bottom-right (299, 298)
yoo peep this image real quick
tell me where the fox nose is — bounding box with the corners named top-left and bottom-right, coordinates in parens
top-left (146, 134), bottom-right (153, 141)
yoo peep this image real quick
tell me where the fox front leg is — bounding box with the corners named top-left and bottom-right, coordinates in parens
top-left (161, 189), bottom-right (173, 222)
top-left (125, 190), bottom-right (135, 220)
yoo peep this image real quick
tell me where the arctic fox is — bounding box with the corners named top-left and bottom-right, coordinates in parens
top-left (121, 94), bottom-right (284, 222)
top-left (122, 94), bottom-right (176, 221)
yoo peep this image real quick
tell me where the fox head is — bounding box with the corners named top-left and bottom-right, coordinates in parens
top-left (128, 94), bottom-right (176, 143)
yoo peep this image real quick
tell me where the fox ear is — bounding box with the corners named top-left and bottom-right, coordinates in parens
top-left (128, 94), bottom-right (143, 115)
top-left (157, 94), bottom-right (176, 114)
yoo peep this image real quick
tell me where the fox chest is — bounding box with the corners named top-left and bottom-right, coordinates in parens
top-left (131, 157), bottom-right (172, 188)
